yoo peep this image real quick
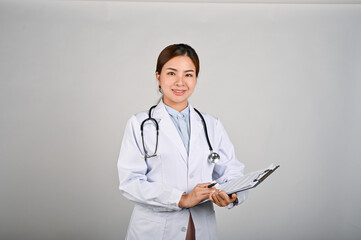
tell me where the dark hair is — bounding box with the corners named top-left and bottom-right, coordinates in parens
top-left (156, 44), bottom-right (200, 77)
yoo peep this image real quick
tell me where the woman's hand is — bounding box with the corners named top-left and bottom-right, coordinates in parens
top-left (209, 189), bottom-right (237, 207)
top-left (178, 183), bottom-right (214, 208)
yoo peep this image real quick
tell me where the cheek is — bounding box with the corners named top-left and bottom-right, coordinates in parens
top-left (159, 76), bottom-right (173, 87)
top-left (188, 80), bottom-right (196, 90)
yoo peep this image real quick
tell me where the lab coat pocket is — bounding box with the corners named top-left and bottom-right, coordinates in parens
top-left (126, 207), bottom-right (166, 240)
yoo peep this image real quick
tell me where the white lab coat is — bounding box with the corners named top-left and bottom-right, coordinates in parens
top-left (117, 101), bottom-right (247, 240)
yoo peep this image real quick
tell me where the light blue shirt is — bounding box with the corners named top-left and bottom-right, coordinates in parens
top-left (164, 103), bottom-right (190, 153)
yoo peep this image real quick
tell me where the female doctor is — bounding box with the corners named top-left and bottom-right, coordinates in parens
top-left (117, 44), bottom-right (247, 240)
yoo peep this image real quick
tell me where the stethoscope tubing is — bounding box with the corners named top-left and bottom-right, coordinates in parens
top-left (140, 105), bottom-right (159, 158)
top-left (193, 107), bottom-right (213, 152)
top-left (140, 105), bottom-right (220, 163)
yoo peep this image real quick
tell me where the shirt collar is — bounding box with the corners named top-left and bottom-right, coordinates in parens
top-left (163, 101), bottom-right (190, 118)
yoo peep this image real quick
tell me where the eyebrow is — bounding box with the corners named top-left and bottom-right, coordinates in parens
top-left (165, 68), bottom-right (195, 72)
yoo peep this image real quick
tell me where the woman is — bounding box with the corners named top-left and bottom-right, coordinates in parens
top-left (117, 44), bottom-right (247, 240)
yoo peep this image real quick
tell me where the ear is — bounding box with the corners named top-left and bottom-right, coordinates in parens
top-left (155, 72), bottom-right (160, 83)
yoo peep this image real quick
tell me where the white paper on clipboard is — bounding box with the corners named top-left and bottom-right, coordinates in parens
top-left (198, 164), bottom-right (280, 205)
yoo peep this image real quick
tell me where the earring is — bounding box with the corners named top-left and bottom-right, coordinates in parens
top-left (158, 85), bottom-right (163, 94)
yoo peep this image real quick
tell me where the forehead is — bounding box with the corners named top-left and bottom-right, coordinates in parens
top-left (163, 56), bottom-right (196, 70)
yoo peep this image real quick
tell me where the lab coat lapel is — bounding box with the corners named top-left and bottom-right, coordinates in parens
top-left (152, 101), bottom-right (188, 163)
top-left (189, 105), bottom-right (204, 157)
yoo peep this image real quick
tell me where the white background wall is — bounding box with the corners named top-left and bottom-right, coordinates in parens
top-left (1, 1), bottom-right (360, 239)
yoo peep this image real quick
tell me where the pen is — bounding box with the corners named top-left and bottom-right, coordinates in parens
top-left (207, 182), bottom-right (217, 188)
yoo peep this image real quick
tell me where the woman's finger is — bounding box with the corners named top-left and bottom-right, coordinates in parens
top-left (212, 190), bottom-right (222, 204)
top-left (214, 190), bottom-right (232, 206)
top-left (217, 191), bottom-right (230, 201)
top-left (230, 193), bottom-right (237, 201)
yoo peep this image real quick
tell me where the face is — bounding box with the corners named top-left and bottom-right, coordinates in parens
top-left (156, 56), bottom-right (197, 112)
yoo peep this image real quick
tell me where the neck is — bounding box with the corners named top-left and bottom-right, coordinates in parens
top-left (163, 98), bottom-right (188, 112)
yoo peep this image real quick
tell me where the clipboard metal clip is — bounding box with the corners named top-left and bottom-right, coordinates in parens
top-left (253, 165), bottom-right (280, 183)
top-left (253, 170), bottom-right (270, 182)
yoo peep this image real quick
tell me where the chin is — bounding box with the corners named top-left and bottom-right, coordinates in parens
top-left (163, 93), bottom-right (191, 106)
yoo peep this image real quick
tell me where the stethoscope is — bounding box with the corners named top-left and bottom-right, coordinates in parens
top-left (140, 105), bottom-right (221, 164)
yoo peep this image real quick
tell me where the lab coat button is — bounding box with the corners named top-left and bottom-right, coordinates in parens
top-left (189, 174), bottom-right (194, 179)
top-left (181, 227), bottom-right (187, 232)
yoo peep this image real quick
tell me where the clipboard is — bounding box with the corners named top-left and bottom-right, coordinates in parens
top-left (219, 164), bottom-right (280, 196)
top-left (199, 164), bottom-right (280, 204)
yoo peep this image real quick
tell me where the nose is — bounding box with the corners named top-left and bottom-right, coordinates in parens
top-left (175, 75), bottom-right (185, 86)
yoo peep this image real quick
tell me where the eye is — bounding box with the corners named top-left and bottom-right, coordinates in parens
top-left (185, 73), bottom-right (193, 77)
top-left (167, 72), bottom-right (175, 76)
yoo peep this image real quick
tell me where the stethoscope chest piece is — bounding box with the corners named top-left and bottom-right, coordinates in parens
top-left (208, 152), bottom-right (220, 164)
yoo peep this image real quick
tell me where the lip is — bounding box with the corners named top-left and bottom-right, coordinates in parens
top-left (172, 89), bottom-right (186, 96)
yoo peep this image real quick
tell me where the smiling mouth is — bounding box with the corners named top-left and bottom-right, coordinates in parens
top-left (172, 90), bottom-right (186, 96)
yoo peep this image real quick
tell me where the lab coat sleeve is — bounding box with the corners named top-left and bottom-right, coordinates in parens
top-left (117, 115), bottom-right (184, 212)
top-left (212, 119), bottom-right (248, 208)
